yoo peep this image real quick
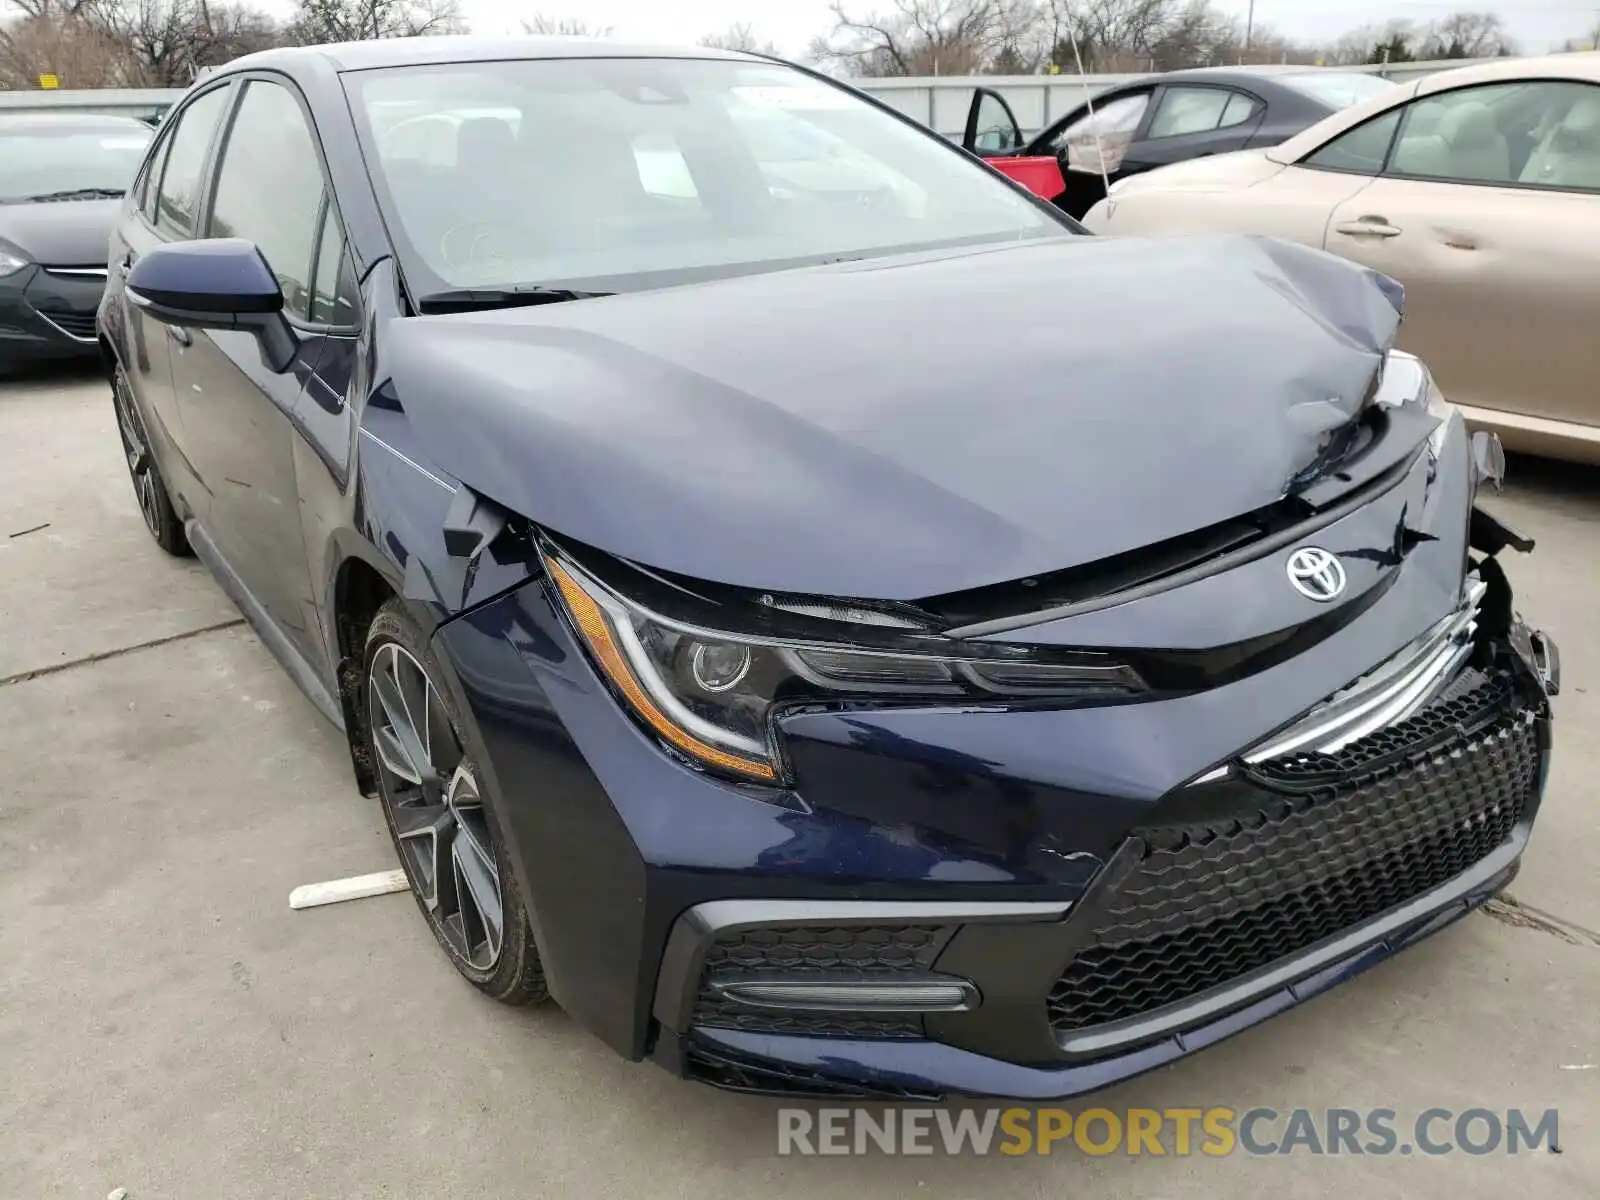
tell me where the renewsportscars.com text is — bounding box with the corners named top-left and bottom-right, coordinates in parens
top-left (776, 1106), bottom-right (1561, 1157)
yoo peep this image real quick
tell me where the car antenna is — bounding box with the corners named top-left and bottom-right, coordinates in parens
top-left (1061, 17), bottom-right (1115, 216)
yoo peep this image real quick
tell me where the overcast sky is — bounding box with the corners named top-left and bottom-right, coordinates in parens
top-left (448, 1), bottom-right (1600, 54)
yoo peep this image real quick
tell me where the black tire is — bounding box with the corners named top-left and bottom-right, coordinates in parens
top-left (111, 364), bottom-right (190, 556)
top-left (363, 599), bottom-right (548, 1005)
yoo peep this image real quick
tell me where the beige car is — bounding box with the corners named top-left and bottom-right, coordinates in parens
top-left (1084, 53), bottom-right (1600, 463)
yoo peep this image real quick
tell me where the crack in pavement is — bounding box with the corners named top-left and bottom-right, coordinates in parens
top-left (0, 617), bottom-right (248, 689)
top-left (1484, 893), bottom-right (1600, 948)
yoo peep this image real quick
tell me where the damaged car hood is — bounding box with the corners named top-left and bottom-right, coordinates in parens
top-left (383, 233), bottom-right (1405, 600)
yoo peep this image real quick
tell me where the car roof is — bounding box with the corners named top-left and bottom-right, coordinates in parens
top-left (0, 112), bottom-right (152, 133)
top-left (1413, 49), bottom-right (1600, 93)
top-left (1267, 50), bottom-right (1600, 163)
top-left (222, 34), bottom-right (758, 75)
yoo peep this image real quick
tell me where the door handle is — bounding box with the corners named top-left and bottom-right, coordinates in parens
top-left (1334, 218), bottom-right (1402, 239)
top-left (167, 325), bottom-right (192, 348)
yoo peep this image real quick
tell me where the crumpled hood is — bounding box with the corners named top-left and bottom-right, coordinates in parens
top-left (383, 233), bottom-right (1404, 600)
top-left (0, 198), bottom-right (118, 266)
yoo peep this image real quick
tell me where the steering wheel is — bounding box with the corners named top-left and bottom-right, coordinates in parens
top-left (438, 219), bottom-right (548, 271)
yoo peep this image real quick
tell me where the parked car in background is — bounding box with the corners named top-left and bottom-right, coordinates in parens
top-left (102, 38), bottom-right (1557, 1101)
top-left (962, 66), bottom-right (1400, 216)
top-left (1084, 53), bottom-right (1600, 464)
top-left (0, 113), bottom-right (152, 370)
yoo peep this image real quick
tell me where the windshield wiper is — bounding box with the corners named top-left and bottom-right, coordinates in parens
top-left (18, 187), bottom-right (126, 203)
top-left (415, 286), bottom-right (613, 315)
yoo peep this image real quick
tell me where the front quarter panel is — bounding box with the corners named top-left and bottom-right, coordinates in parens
top-left (1093, 163), bottom-right (1380, 244)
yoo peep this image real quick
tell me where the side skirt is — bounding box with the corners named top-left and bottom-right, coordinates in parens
top-left (185, 518), bottom-right (346, 732)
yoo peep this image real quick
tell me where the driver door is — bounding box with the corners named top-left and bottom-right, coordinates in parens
top-left (963, 87), bottom-right (1025, 157)
top-left (962, 87), bottom-right (1063, 200)
top-left (170, 76), bottom-right (327, 666)
top-left (1038, 89), bottom-right (1155, 217)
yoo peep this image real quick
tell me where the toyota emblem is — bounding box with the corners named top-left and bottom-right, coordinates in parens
top-left (1286, 547), bottom-right (1347, 602)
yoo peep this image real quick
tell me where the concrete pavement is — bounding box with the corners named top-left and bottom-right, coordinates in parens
top-left (2, 373), bottom-right (1595, 1199)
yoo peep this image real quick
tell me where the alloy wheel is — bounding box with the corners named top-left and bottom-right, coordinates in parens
top-left (113, 373), bottom-right (162, 537)
top-left (368, 641), bottom-right (504, 971)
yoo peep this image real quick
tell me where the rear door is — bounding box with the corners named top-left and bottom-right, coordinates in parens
top-left (1119, 84), bottom-right (1265, 176)
top-left (170, 75), bottom-right (331, 664)
top-left (109, 82), bottom-right (234, 504)
top-left (1324, 78), bottom-right (1600, 429)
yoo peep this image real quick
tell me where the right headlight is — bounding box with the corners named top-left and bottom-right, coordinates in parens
top-left (0, 239), bottom-right (31, 278)
top-left (544, 552), bottom-right (1144, 785)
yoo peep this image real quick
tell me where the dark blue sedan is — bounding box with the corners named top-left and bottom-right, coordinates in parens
top-left (98, 36), bottom-right (1558, 1100)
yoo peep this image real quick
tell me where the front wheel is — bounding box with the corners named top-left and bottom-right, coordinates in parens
top-left (363, 600), bottom-right (548, 1004)
top-left (111, 364), bottom-right (189, 556)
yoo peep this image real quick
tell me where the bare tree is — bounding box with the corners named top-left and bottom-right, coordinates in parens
top-left (809, 0), bottom-right (1038, 76)
top-left (2, 0), bottom-right (95, 18)
top-left (1147, 0), bottom-right (1237, 68)
top-left (0, 11), bottom-right (125, 86)
top-left (1418, 10), bottom-right (1515, 58)
top-left (1316, 19), bottom-right (1413, 66)
top-left (1559, 21), bottom-right (1600, 51)
top-left (86, 0), bottom-right (285, 84)
top-left (0, 0), bottom-right (290, 88)
top-left (1048, 0), bottom-right (1170, 71)
top-left (289, 0), bottom-right (464, 43)
top-left (698, 21), bottom-right (778, 55)
top-left (521, 14), bottom-right (611, 36)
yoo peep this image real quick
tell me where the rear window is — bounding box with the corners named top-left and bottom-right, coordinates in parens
top-left (1280, 73), bottom-right (1400, 111)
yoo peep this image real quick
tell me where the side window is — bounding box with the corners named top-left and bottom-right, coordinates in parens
top-left (209, 80), bottom-right (327, 321)
top-left (1303, 108), bottom-right (1403, 175)
top-left (1389, 80), bottom-right (1600, 191)
top-left (153, 87), bottom-right (230, 238)
top-left (971, 91), bottom-right (1021, 153)
top-left (1147, 87), bottom-right (1252, 139)
top-left (1049, 92), bottom-right (1151, 175)
top-left (309, 205), bottom-right (359, 327)
top-left (137, 131), bottom-right (172, 221)
top-left (1219, 92), bottom-right (1260, 129)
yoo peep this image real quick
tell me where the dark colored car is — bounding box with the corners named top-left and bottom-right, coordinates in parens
top-left (963, 66), bottom-right (1400, 217)
top-left (99, 38), bottom-right (1559, 1101)
top-left (0, 113), bottom-right (153, 368)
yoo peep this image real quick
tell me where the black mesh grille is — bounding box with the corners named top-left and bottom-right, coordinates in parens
top-left (1048, 670), bottom-right (1542, 1037)
top-left (34, 307), bottom-right (96, 339)
top-left (691, 925), bottom-right (947, 1039)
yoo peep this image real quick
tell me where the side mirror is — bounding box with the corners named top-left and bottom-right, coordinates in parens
top-left (126, 238), bottom-right (296, 373)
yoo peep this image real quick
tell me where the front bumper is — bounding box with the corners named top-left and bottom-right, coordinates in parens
top-left (648, 646), bottom-right (1547, 1098)
top-left (0, 265), bottom-right (105, 366)
top-left (428, 414), bottom-right (1556, 1099)
top-left (665, 848), bottom-right (1522, 1100)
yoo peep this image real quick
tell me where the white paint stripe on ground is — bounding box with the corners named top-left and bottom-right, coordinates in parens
top-left (290, 869), bottom-right (409, 910)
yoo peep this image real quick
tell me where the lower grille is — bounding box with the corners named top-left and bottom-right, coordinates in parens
top-left (691, 924), bottom-right (949, 1039)
top-left (684, 1042), bottom-right (943, 1100)
top-left (33, 307), bottom-right (97, 340)
top-left (1048, 667), bottom-right (1542, 1037)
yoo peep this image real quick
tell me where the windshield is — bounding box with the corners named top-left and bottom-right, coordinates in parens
top-left (0, 123), bottom-right (152, 202)
top-left (345, 57), bottom-right (1065, 297)
top-left (1280, 73), bottom-right (1399, 111)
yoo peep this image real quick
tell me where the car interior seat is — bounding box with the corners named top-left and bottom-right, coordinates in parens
top-left (1520, 92), bottom-right (1600, 189)
top-left (1436, 101), bottom-right (1511, 182)
top-left (1389, 105), bottom-right (1449, 177)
